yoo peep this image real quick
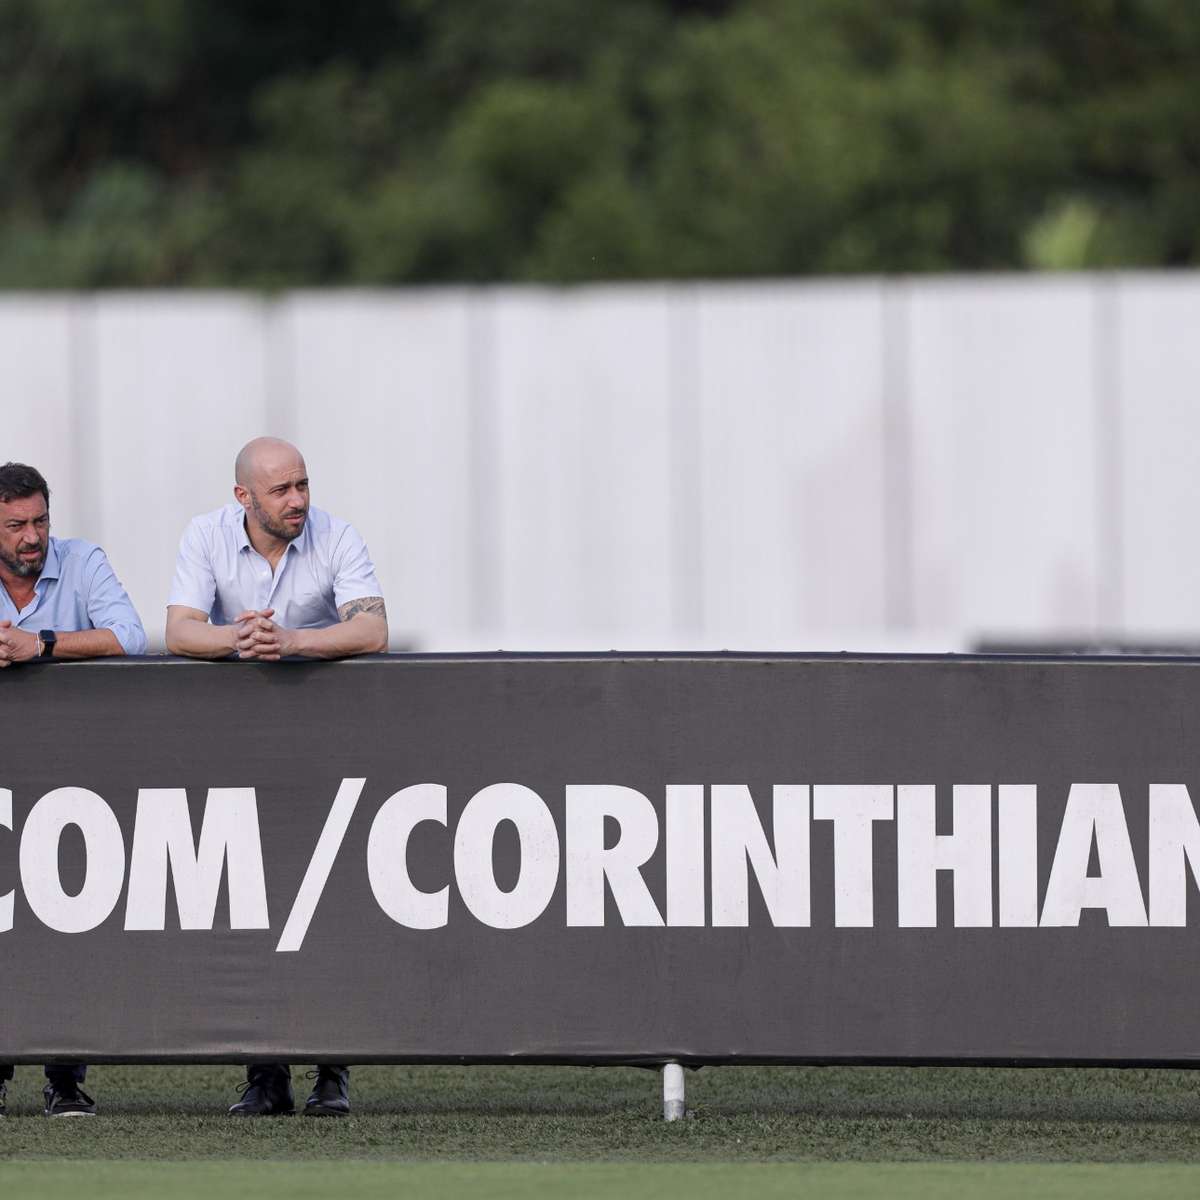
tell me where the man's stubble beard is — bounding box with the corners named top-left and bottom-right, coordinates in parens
top-left (0, 544), bottom-right (46, 577)
top-left (249, 492), bottom-right (307, 542)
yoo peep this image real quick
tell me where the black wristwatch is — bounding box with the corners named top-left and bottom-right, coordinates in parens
top-left (39, 629), bottom-right (56, 658)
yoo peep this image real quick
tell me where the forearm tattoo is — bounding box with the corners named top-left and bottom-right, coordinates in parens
top-left (338, 596), bottom-right (387, 622)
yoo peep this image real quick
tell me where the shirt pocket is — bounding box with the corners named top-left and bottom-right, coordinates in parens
top-left (283, 587), bottom-right (334, 629)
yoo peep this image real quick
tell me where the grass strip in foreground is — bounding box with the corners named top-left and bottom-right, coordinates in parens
top-left (3, 1161), bottom-right (1200, 1199)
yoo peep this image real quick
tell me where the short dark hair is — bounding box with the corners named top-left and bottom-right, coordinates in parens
top-left (0, 462), bottom-right (50, 506)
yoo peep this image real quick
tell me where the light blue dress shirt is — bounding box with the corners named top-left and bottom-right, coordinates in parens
top-left (167, 503), bottom-right (383, 628)
top-left (1, 537), bottom-right (147, 654)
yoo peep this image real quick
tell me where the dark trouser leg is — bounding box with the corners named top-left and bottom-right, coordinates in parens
top-left (252, 1067), bottom-right (353, 1089)
top-left (247, 1063), bottom-right (291, 1082)
top-left (0, 1064), bottom-right (13, 1082)
top-left (44, 1063), bottom-right (86, 1087)
top-left (246, 1066), bottom-right (350, 1085)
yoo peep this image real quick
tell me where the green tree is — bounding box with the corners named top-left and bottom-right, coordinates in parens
top-left (0, 0), bottom-right (1197, 286)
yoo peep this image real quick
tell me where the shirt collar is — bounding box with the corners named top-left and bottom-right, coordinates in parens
top-left (289, 519), bottom-right (309, 555)
top-left (238, 513), bottom-right (309, 556)
top-left (37, 537), bottom-right (62, 584)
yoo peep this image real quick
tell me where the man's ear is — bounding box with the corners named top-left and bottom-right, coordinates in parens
top-left (233, 484), bottom-right (251, 511)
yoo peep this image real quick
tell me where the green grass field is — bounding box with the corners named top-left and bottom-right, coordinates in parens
top-left (3, 1065), bottom-right (1200, 1195)
top-left (3, 1162), bottom-right (1200, 1200)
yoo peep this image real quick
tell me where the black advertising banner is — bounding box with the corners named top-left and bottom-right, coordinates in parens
top-left (4, 653), bottom-right (1200, 1065)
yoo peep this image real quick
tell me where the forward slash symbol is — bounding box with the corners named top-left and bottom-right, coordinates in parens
top-left (276, 777), bottom-right (366, 952)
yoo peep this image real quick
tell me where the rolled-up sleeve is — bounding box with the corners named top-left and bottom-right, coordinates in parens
top-left (84, 547), bottom-right (147, 655)
top-left (331, 525), bottom-right (383, 609)
top-left (167, 518), bottom-right (217, 615)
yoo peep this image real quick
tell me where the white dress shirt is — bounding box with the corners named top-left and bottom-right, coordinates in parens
top-left (167, 503), bottom-right (382, 629)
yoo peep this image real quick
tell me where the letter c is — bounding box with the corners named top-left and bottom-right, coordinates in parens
top-left (368, 784), bottom-right (449, 929)
top-left (20, 787), bottom-right (126, 933)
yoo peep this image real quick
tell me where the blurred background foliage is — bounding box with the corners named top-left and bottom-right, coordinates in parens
top-left (0, 0), bottom-right (1197, 287)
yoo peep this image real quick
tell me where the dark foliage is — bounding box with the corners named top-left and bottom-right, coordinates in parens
top-left (0, 0), bottom-right (1196, 285)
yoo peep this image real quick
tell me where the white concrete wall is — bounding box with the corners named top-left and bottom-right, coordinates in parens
top-left (907, 277), bottom-right (1102, 636)
top-left (1114, 275), bottom-right (1200, 636)
top-left (693, 282), bottom-right (889, 643)
top-left (2, 272), bottom-right (1198, 652)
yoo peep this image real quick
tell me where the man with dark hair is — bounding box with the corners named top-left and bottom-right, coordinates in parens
top-left (166, 437), bottom-right (387, 1117)
top-left (0, 461), bottom-right (147, 1117)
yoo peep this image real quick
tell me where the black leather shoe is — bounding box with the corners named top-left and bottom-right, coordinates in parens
top-left (303, 1066), bottom-right (350, 1117)
top-left (228, 1067), bottom-right (294, 1116)
top-left (43, 1081), bottom-right (97, 1117)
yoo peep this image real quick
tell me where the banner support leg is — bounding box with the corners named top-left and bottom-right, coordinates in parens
top-left (663, 1061), bottom-right (685, 1122)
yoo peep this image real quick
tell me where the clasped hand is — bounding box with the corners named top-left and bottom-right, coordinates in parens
top-left (232, 609), bottom-right (297, 660)
top-left (0, 619), bottom-right (39, 667)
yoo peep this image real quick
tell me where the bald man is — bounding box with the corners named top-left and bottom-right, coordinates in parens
top-left (166, 438), bottom-right (387, 663)
top-left (165, 437), bottom-right (387, 1116)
